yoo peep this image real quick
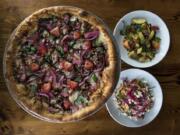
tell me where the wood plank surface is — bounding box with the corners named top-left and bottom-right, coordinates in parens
top-left (0, 0), bottom-right (180, 135)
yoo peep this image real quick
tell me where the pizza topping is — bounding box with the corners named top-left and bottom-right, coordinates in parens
top-left (41, 82), bottom-right (52, 93)
top-left (50, 26), bottom-right (60, 37)
top-left (84, 30), bottom-right (99, 40)
top-left (61, 61), bottom-right (73, 71)
top-left (82, 40), bottom-right (92, 50)
top-left (63, 99), bottom-right (72, 110)
top-left (67, 80), bottom-right (78, 90)
top-left (19, 74), bottom-right (27, 82)
top-left (13, 13), bottom-right (108, 114)
top-left (84, 60), bottom-right (94, 70)
top-left (38, 43), bottom-right (47, 56)
top-left (30, 63), bottom-right (39, 71)
top-left (73, 31), bottom-right (81, 40)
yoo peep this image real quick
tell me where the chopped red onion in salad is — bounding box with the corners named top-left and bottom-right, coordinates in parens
top-left (115, 78), bottom-right (154, 120)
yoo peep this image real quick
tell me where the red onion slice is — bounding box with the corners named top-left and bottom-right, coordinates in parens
top-left (84, 30), bottom-right (99, 40)
top-left (37, 92), bottom-right (50, 100)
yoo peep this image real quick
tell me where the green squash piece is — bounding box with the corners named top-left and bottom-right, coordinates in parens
top-left (149, 30), bottom-right (155, 40)
top-left (132, 18), bottom-right (146, 24)
top-left (138, 32), bottom-right (145, 44)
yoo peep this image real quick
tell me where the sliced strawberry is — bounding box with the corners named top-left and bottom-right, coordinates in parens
top-left (84, 60), bottom-right (94, 70)
top-left (63, 100), bottom-right (71, 109)
top-left (41, 82), bottom-right (51, 93)
top-left (38, 44), bottom-right (47, 56)
top-left (30, 63), bottom-right (39, 71)
top-left (73, 31), bottom-right (81, 40)
top-left (50, 26), bottom-right (60, 37)
top-left (83, 40), bottom-right (92, 50)
top-left (60, 61), bottom-right (73, 71)
top-left (67, 80), bottom-right (78, 90)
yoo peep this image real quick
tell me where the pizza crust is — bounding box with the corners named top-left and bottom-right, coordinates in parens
top-left (4, 6), bottom-right (119, 122)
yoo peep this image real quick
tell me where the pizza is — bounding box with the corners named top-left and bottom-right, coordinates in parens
top-left (4, 6), bottom-right (118, 122)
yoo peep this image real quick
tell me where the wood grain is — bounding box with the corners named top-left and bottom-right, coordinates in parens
top-left (0, 0), bottom-right (180, 135)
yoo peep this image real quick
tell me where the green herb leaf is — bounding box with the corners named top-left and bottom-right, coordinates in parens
top-left (91, 74), bottom-right (98, 82)
top-left (74, 77), bottom-right (82, 82)
top-left (30, 47), bottom-right (37, 53)
top-left (56, 46), bottom-right (64, 57)
top-left (69, 41), bottom-right (76, 47)
top-left (154, 37), bottom-right (161, 42)
top-left (44, 54), bottom-right (52, 63)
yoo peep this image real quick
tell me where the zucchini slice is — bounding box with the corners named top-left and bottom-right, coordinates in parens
top-left (132, 18), bottom-right (146, 24)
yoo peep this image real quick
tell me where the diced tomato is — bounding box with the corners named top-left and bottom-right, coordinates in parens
top-left (41, 82), bottom-right (51, 93)
top-left (83, 40), bottom-right (92, 50)
top-left (84, 60), bottom-right (94, 70)
top-left (30, 63), bottom-right (39, 71)
top-left (50, 26), bottom-right (60, 37)
top-left (63, 100), bottom-right (71, 109)
top-left (73, 31), bottom-right (81, 40)
top-left (60, 61), bottom-right (73, 71)
top-left (67, 80), bottom-right (78, 90)
top-left (38, 44), bottom-right (47, 56)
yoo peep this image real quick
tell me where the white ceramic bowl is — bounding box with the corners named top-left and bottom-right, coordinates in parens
top-left (106, 68), bottom-right (163, 127)
top-left (113, 10), bottom-right (170, 68)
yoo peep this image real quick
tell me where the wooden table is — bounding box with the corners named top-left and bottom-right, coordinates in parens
top-left (0, 0), bottom-right (180, 135)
